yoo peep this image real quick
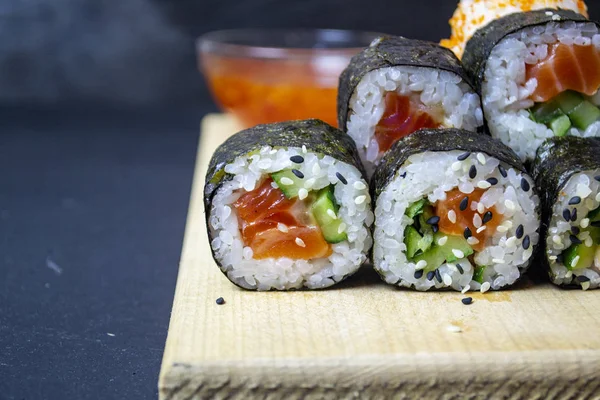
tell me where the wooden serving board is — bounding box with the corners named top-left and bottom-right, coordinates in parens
top-left (159, 114), bottom-right (600, 399)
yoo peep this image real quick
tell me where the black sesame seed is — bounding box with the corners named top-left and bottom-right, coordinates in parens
top-left (216, 297), bottom-right (225, 305)
top-left (569, 196), bottom-right (581, 205)
top-left (571, 208), bottom-right (578, 222)
top-left (426, 216), bottom-right (441, 225)
top-left (516, 224), bottom-right (524, 239)
top-left (572, 226), bottom-right (580, 235)
top-left (432, 224), bottom-right (439, 233)
top-left (563, 208), bottom-right (571, 221)
top-left (400, 172), bottom-right (407, 178)
top-left (523, 235), bottom-right (531, 250)
top-left (577, 275), bottom-right (591, 283)
top-left (435, 269), bottom-right (443, 283)
top-left (521, 178), bottom-right (530, 192)
top-left (459, 196), bottom-right (469, 211)
top-left (464, 227), bottom-right (472, 239)
top-left (486, 177), bottom-right (498, 185)
top-left (336, 172), bottom-right (347, 185)
top-left (461, 297), bottom-right (473, 305)
top-left (482, 211), bottom-right (493, 224)
top-left (592, 221), bottom-right (600, 228)
top-left (426, 271), bottom-right (435, 281)
top-left (292, 169), bottom-right (304, 179)
top-left (456, 264), bottom-right (465, 274)
top-left (290, 155), bottom-right (304, 163)
top-left (498, 165), bottom-right (508, 178)
top-left (570, 235), bottom-right (582, 245)
top-left (414, 269), bottom-right (424, 279)
top-left (469, 165), bottom-right (477, 179)
top-left (595, 176), bottom-right (600, 182)
top-left (457, 152), bottom-right (470, 161)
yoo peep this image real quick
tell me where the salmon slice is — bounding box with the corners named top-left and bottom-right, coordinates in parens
top-left (526, 42), bottom-right (600, 103)
top-left (435, 189), bottom-right (501, 252)
top-left (374, 92), bottom-right (441, 154)
top-left (232, 178), bottom-right (331, 259)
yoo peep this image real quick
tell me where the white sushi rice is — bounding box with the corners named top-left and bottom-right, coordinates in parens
top-left (373, 151), bottom-right (540, 291)
top-left (346, 67), bottom-right (484, 175)
top-left (208, 146), bottom-right (374, 290)
top-left (483, 20), bottom-right (600, 161)
top-left (546, 170), bottom-right (600, 289)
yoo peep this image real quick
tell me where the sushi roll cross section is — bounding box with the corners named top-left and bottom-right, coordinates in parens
top-left (533, 136), bottom-right (600, 290)
top-left (338, 36), bottom-right (483, 176)
top-left (462, 8), bottom-right (600, 162)
top-left (204, 119), bottom-right (373, 290)
top-left (372, 129), bottom-right (541, 292)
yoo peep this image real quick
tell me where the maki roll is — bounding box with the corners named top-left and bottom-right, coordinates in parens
top-left (532, 136), bottom-right (600, 290)
top-left (204, 119), bottom-right (373, 290)
top-left (440, 0), bottom-right (589, 58)
top-left (462, 8), bottom-right (600, 162)
top-left (337, 36), bottom-right (483, 175)
top-left (372, 129), bottom-right (541, 292)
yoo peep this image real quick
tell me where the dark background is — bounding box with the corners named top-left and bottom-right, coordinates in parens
top-left (1, 1), bottom-right (599, 399)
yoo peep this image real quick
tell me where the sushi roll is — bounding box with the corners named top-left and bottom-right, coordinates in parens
top-left (204, 119), bottom-right (374, 290)
top-left (532, 136), bottom-right (600, 290)
top-left (462, 8), bottom-right (600, 163)
top-left (440, 0), bottom-right (589, 58)
top-left (337, 36), bottom-right (483, 175)
top-left (371, 128), bottom-right (541, 292)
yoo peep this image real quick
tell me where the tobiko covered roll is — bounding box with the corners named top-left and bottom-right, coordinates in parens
top-left (204, 119), bottom-right (373, 290)
top-left (532, 136), bottom-right (600, 290)
top-left (462, 8), bottom-right (600, 162)
top-left (337, 36), bottom-right (483, 175)
top-left (371, 129), bottom-right (541, 292)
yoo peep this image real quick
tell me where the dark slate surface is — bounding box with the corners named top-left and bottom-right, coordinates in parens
top-left (0, 103), bottom-right (215, 399)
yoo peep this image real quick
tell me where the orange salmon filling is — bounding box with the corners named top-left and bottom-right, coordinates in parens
top-left (527, 42), bottom-right (600, 103)
top-left (233, 178), bottom-right (332, 260)
top-left (435, 188), bottom-right (501, 252)
top-left (374, 92), bottom-right (441, 154)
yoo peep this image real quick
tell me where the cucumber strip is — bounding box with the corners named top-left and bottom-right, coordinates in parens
top-left (569, 100), bottom-right (600, 130)
top-left (549, 114), bottom-right (571, 137)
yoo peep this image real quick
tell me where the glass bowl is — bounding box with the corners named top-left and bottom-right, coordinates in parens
top-left (197, 29), bottom-right (382, 128)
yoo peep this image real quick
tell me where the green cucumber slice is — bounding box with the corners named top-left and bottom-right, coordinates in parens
top-left (562, 243), bottom-right (596, 270)
top-left (271, 170), bottom-right (304, 199)
top-left (311, 186), bottom-right (347, 244)
top-left (549, 114), bottom-right (571, 137)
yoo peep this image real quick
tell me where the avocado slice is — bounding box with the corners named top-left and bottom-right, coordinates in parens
top-left (311, 186), bottom-right (347, 244)
top-left (562, 243), bottom-right (596, 270)
top-left (271, 170), bottom-right (304, 199)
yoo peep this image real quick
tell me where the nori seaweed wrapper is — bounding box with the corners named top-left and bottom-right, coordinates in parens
top-left (337, 36), bottom-right (476, 132)
top-left (204, 119), bottom-right (366, 288)
top-left (532, 136), bottom-right (600, 282)
top-left (462, 9), bottom-right (592, 94)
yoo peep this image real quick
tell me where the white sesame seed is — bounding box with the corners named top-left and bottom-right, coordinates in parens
top-left (497, 225), bottom-right (508, 233)
top-left (304, 178), bottom-right (315, 189)
top-left (477, 153), bottom-right (486, 165)
top-left (448, 210), bottom-right (457, 224)
top-left (277, 223), bottom-right (289, 233)
top-left (571, 255), bottom-right (580, 268)
top-left (447, 324), bottom-right (462, 333)
top-left (473, 214), bottom-right (482, 228)
top-left (467, 237), bottom-right (480, 245)
top-left (353, 181), bottom-right (367, 190)
top-left (545, 10), bottom-right (553, 15)
top-left (565, 270), bottom-right (573, 278)
top-left (295, 237), bottom-right (306, 247)
top-left (415, 260), bottom-right (428, 270)
top-left (271, 181), bottom-right (279, 189)
top-left (443, 274), bottom-right (453, 286)
top-left (302, 145), bottom-right (307, 154)
top-left (476, 225), bottom-right (487, 234)
top-left (280, 177), bottom-right (294, 186)
top-left (582, 281), bottom-right (591, 291)
top-left (355, 195), bottom-right (367, 205)
top-left (480, 282), bottom-right (491, 293)
top-left (298, 188), bottom-right (309, 200)
top-left (502, 220), bottom-right (513, 229)
top-left (312, 163), bottom-right (321, 175)
top-left (581, 218), bottom-right (590, 228)
top-left (553, 235), bottom-right (562, 244)
top-left (437, 236), bottom-right (448, 246)
top-left (552, 14), bottom-right (561, 21)
top-left (585, 237), bottom-right (594, 247)
top-left (477, 202), bottom-right (485, 214)
top-left (326, 209), bottom-right (337, 219)
top-left (549, 255), bottom-right (558, 261)
top-left (451, 161), bottom-right (462, 171)
top-left (504, 199), bottom-right (516, 211)
top-left (452, 249), bottom-right (464, 259)
top-left (477, 181), bottom-right (492, 189)
top-left (461, 285), bottom-right (470, 294)
top-left (337, 223), bottom-right (347, 234)
top-left (505, 236), bottom-right (517, 247)
top-left (492, 258), bottom-right (505, 264)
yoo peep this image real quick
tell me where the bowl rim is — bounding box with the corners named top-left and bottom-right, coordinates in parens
top-left (197, 28), bottom-right (383, 60)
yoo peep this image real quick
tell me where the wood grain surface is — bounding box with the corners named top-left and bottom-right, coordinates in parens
top-left (159, 114), bottom-right (600, 399)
